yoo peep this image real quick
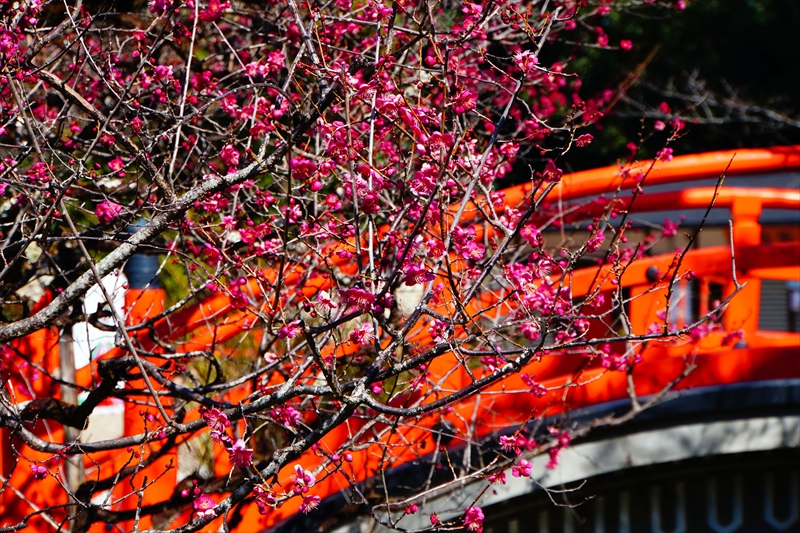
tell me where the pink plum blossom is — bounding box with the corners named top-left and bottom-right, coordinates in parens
top-left (489, 471), bottom-right (507, 484)
top-left (451, 226), bottom-right (485, 261)
top-left (349, 322), bottom-right (375, 346)
top-left (299, 494), bottom-right (321, 514)
top-left (201, 407), bottom-right (231, 433)
top-left (107, 157), bottom-right (124, 174)
top-left (316, 290), bottom-right (337, 311)
top-left (265, 50), bottom-right (285, 73)
top-left (227, 439), bottom-right (253, 468)
top-left (149, 0), bottom-right (169, 14)
top-left (278, 321), bottom-right (303, 340)
top-left (193, 493), bottom-right (217, 520)
top-left (656, 147), bottom-right (674, 162)
top-left (292, 465), bottom-right (316, 493)
top-left (339, 288), bottom-right (376, 312)
top-left (199, 0), bottom-right (231, 22)
top-left (546, 429), bottom-right (571, 470)
top-left (254, 486), bottom-right (276, 515)
top-left (452, 89), bottom-right (477, 114)
top-left (661, 217), bottom-right (682, 238)
top-left (271, 406), bottom-right (301, 428)
top-left (153, 64), bottom-right (173, 82)
top-left (95, 201), bottom-right (122, 223)
top-left (290, 157), bottom-right (317, 181)
top-left (513, 50), bottom-right (539, 76)
top-left (220, 144), bottom-right (240, 169)
top-left (30, 465), bottom-right (47, 480)
top-left (512, 458), bottom-right (532, 478)
top-left (520, 322), bottom-right (541, 342)
top-left (542, 160), bottom-right (563, 182)
top-left (402, 261), bottom-right (435, 286)
top-left (464, 506), bottom-right (485, 532)
top-left (520, 374), bottom-right (547, 397)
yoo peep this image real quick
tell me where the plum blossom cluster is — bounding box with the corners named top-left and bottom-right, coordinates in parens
top-left (500, 433), bottom-right (537, 456)
top-left (180, 481), bottom-right (218, 520)
top-left (546, 429), bottom-right (572, 470)
top-left (201, 407), bottom-right (253, 468)
top-left (0, 0), bottom-right (720, 532)
top-left (464, 506), bottom-right (485, 532)
top-left (292, 466), bottom-right (321, 513)
top-left (95, 201), bottom-right (123, 224)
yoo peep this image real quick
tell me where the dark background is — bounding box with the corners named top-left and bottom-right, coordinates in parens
top-left (551, 0), bottom-right (800, 172)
